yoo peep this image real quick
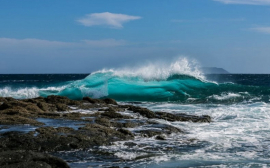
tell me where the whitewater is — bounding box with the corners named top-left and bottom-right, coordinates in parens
top-left (1, 58), bottom-right (270, 167)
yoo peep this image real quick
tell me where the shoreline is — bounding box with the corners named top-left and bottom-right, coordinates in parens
top-left (0, 96), bottom-right (211, 168)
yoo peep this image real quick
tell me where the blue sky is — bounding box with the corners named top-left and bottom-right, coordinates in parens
top-left (0, 0), bottom-right (270, 73)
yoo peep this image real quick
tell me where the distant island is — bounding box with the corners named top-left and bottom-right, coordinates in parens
top-left (201, 67), bottom-right (230, 74)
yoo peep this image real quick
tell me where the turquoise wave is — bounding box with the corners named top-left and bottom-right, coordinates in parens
top-left (35, 71), bottom-right (270, 103)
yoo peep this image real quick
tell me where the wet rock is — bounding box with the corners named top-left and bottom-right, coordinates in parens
top-left (36, 127), bottom-right (74, 135)
top-left (0, 97), bottom-right (7, 103)
top-left (117, 128), bottom-right (134, 137)
top-left (136, 124), bottom-right (183, 137)
top-left (124, 142), bottom-right (137, 147)
top-left (55, 103), bottom-right (69, 112)
top-left (0, 101), bottom-right (30, 110)
top-left (102, 98), bottom-right (118, 105)
top-left (110, 121), bottom-right (141, 128)
top-left (95, 117), bottom-right (111, 127)
top-left (0, 150), bottom-right (70, 168)
top-left (156, 135), bottom-right (166, 140)
top-left (101, 111), bottom-right (126, 119)
top-left (45, 95), bottom-right (73, 105)
top-left (136, 129), bottom-right (164, 137)
top-left (25, 104), bottom-right (44, 113)
top-left (0, 122), bottom-right (134, 152)
top-left (155, 112), bottom-right (211, 123)
top-left (0, 116), bottom-right (44, 126)
top-left (0, 106), bottom-right (29, 116)
top-left (83, 97), bottom-right (103, 104)
top-left (125, 105), bottom-right (156, 118)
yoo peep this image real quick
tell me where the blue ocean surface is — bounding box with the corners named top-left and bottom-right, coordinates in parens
top-left (1, 60), bottom-right (270, 167)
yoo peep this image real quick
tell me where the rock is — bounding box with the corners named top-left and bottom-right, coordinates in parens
top-left (110, 121), bottom-right (141, 128)
top-left (101, 111), bottom-right (125, 119)
top-left (0, 106), bottom-right (29, 116)
top-left (0, 122), bottom-right (134, 152)
top-left (0, 97), bottom-right (7, 103)
top-left (125, 105), bottom-right (156, 118)
top-left (25, 104), bottom-right (44, 113)
top-left (55, 103), bottom-right (69, 111)
top-left (83, 97), bottom-right (103, 104)
top-left (136, 124), bottom-right (183, 137)
top-left (0, 116), bottom-right (44, 126)
top-left (37, 102), bottom-right (50, 112)
top-left (155, 112), bottom-right (211, 123)
top-left (0, 150), bottom-right (70, 168)
top-left (0, 101), bottom-right (30, 110)
top-left (0, 101), bottom-right (43, 114)
top-left (117, 128), bottom-right (134, 137)
top-left (95, 117), bottom-right (111, 127)
top-left (136, 129), bottom-right (163, 137)
top-left (102, 98), bottom-right (118, 105)
top-left (45, 95), bottom-right (71, 105)
top-left (156, 135), bottom-right (166, 140)
top-left (124, 142), bottom-right (137, 147)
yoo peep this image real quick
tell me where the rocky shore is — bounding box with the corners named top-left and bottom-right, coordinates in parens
top-left (0, 96), bottom-right (211, 168)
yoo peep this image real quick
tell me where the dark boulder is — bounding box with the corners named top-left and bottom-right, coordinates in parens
top-left (83, 97), bottom-right (103, 104)
top-left (124, 105), bottom-right (156, 118)
top-left (155, 112), bottom-right (211, 123)
top-left (0, 150), bottom-right (70, 168)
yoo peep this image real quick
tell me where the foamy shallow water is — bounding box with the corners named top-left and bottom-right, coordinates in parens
top-left (52, 102), bottom-right (270, 168)
top-left (136, 102), bottom-right (270, 167)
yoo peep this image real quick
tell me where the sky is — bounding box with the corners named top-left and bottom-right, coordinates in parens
top-left (0, 0), bottom-right (270, 74)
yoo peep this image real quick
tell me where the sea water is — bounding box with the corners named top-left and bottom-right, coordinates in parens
top-left (1, 58), bottom-right (270, 167)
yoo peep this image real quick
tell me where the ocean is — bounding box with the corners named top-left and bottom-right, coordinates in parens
top-left (1, 60), bottom-right (270, 167)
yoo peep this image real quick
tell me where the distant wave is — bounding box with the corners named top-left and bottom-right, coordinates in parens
top-left (0, 58), bottom-right (270, 104)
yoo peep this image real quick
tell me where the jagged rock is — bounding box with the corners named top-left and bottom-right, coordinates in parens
top-left (155, 112), bottom-right (211, 123)
top-left (102, 98), bottom-right (118, 105)
top-left (117, 128), bottom-right (134, 137)
top-left (83, 97), bottom-right (103, 104)
top-left (156, 135), bottom-right (166, 140)
top-left (0, 116), bottom-right (44, 126)
top-left (0, 150), bottom-right (70, 168)
top-left (55, 103), bottom-right (69, 111)
top-left (0, 123), bottom-right (134, 152)
top-left (95, 117), bottom-right (111, 127)
top-left (0, 106), bottom-right (29, 116)
top-left (123, 105), bottom-right (156, 118)
top-left (45, 95), bottom-right (72, 105)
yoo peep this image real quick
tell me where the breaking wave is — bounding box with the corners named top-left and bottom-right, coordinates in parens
top-left (0, 58), bottom-right (269, 103)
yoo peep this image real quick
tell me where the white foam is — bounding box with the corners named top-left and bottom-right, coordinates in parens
top-left (209, 93), bottom-right (241, 100)
top-left (91, 57), bottom-right (206, 81)
top-left (0, 86), bottom-right (66, 99)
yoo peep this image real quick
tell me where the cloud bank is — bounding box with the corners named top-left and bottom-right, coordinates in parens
top-left (250, 27), bottom-right (270, 34)
top-left (214, 0), bottom-right (270, 5)
top-left (77, 12), bottom-right (141, 28)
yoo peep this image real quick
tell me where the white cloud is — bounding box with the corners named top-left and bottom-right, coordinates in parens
top-left (213, 0), bottom-right (270, 5)
top-left (76, 12), bottom-right (141, 28)
top-left (250, 27), bottom-right (270, 34)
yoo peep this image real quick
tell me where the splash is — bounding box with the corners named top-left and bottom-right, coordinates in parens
top-left (94, 57), bottom-right (205, 81)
